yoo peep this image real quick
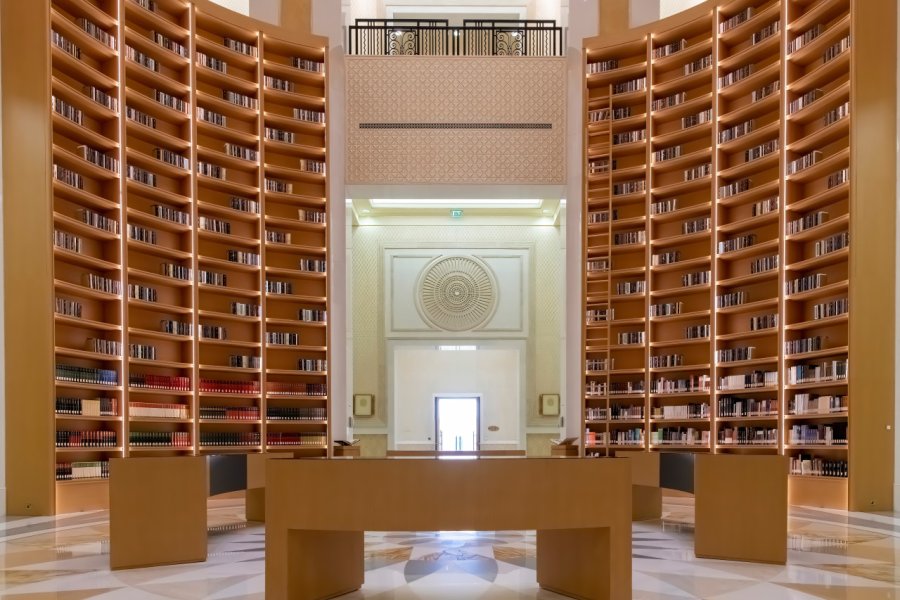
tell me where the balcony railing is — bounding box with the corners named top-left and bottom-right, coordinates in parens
top-left (348, 19), bottom-right (565, 57)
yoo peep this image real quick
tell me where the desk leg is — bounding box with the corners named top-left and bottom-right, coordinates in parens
top-left (285, 530), bottom-right (364, 600)
top-left (246, 488), bottom-right (265, 522)
top-left (632, 485), bottom-right (662, 521)
top-left (537, 528), bottom-right (612, 600)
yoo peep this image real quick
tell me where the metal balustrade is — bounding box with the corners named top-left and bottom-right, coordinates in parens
top-left (348, 19), bottom-right (565, 57)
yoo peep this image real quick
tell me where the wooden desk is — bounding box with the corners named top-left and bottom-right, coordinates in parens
top-left (266, 458), bottom-right (632, 600)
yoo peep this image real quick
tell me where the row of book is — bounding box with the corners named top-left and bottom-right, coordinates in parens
top-left (789, 423), bottom-right (848, 446)
top-left (56, 460), bottom-right (109, 481)
top-left (651, 428), bottom-right (708, 446)
top-left (199, 432), bottom-right (261, 447)
top-left (56, 397), bottom-right (118, 417)
top-left (57, 430), bottom-right (117, 447)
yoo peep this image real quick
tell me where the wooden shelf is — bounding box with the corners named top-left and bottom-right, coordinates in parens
top-left (124, 0), bottom-right (188, 41)
top-left (785, 412), bottom-right (848, 421)
top-left (56, 447), bottom-right (123, 453)
top-left (784, 280), bottom-right (848, 302)
top-left (718, 31), bottom-right (779, 72)
top-left (784, 313), bottom-right (848, 332)
top-left (715, 414), bottom-right (778, 422)
top-left (719, 2), bottom-right (781, 46)
top-left (54, 247), bottom-right (121, 272)
top-left (129, 357), bottom-right (192, 369)
top-left (784, 346), bottom-right (849, 361)
top-left (199, 337), bottom-right (262, 349)
top-left (55, 0), bottom-right (117, 29)
top-left (717, 210), bottom-right (778, 234)
top-left (718, 120), bottom-right (780, 155)
top-left (784, 380), bottom-right (848, 391)
top-left (714, 297), bottom-right (778, 315)
top-left (55, 346), bottom-right (120, 362)
top-left (55, 380), bottom-right (123, 392)
top-left (128, 326), bottom-right (192, 342)
top-left (788, 50), bottom-right (850, 95)
top-left (717, 238), bottom-right (779, 262)
top-left (55, 279), bottom-right (121, 302)
top-left (652, 121), bottom-right (711, 147)
top-left (56, 313), bottom-right (122, 332)
top-left (715, 328), bottom-right (777, 342)
top-left (786, 80), bottom-right (850, 125)
top-left (717, 268), bottom-right (778, 288)
top-left (651, 36), bottom-right (712, 69)
top-left (717, 152), bottom-right (779, 180)
top-left (651, 68), bottom-right (712, 99)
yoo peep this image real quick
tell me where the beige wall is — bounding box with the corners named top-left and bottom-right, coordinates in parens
top-left (351, 223), bottom-right (564, 447)
top-left (392, 345), bottom-right (523, 450)
top-left (345, 57), bottom-right (566, 185)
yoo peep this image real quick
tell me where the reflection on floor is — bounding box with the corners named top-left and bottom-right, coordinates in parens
top-left (0, 498), bottom-right (899, 599)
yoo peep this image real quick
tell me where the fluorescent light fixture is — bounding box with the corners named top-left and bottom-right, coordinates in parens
top-left (438, 345), bottom-right (477, 351)
top-left (369, 199), bottom-right (543, 209)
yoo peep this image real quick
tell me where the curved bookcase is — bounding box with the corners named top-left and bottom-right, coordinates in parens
top-left (582, 0), bottom-right (895, 511)
top-left (2, 0), bottom-right (329, 514)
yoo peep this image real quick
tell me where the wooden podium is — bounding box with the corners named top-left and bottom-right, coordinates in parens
top-left (266, 458), bottom-right (632, 599)
top-left (695, 454), bottom-right (789, 564)
top-left (109, 457), bottom-right (208, 569)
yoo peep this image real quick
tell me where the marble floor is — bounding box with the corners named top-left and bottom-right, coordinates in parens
top-left (0, 498), bottom-right (898, 599)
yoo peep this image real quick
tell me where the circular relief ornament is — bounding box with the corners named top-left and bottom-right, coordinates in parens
top-left (415, 256), bottom-right (498, 331)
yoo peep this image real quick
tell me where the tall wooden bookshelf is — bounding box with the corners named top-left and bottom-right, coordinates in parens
top-left (583, 0), bottom-right (896, 511)
top-left (2, 0), bottom-right (329, 515)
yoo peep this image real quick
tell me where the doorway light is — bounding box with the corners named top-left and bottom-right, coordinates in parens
top-left (369, 199), bottom-right (543, 209)
top-left (438, 345), bottom-right (478, 351)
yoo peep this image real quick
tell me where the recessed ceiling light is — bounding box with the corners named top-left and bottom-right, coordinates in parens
top-left (361, 209), bottom-right (370, 214)
top-left (542, 209), bottom-right (552, 214)
top-left (369, 199), bottom-right (542, 209)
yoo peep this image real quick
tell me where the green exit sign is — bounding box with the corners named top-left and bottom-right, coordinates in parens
top-left (450, 209), bottom-right (464, 218)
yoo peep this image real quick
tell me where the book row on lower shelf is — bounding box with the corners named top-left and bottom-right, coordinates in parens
top-left (56, 429), bottom-right (330, 450)
top-left (54, 365), bottom-right (328, 394)
top-left (55, 402), bottom-right (328, 422)
top-left (585, 396), bottom-right (848, 422)
top-left (56, 460), bottom-right (108, 481)
top-left (583, 425), bottom-right (849, 449)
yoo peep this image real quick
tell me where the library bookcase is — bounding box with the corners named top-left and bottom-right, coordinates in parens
top-left (2, 0), bottom-right (329, 515)
top-left (583, 0), bottom-right (895, 511)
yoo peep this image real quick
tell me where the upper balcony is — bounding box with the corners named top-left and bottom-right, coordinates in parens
top-left (347, 19), bottom-right (565, 57)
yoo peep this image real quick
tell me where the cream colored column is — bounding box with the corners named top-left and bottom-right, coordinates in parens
top-left (312, 0), bottom-right (350, 443)
top-left (565, 0), bottom-right (598, 441)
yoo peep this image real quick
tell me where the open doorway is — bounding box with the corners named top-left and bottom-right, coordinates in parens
top-left (434, 396), bottom-right (480, 452)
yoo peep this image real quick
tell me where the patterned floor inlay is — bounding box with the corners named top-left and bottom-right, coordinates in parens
top-left (1, 498), bottom-right (900, 598)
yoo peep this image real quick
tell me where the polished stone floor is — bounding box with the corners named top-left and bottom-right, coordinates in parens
top-left (0, 497), bottom-right (898, 599)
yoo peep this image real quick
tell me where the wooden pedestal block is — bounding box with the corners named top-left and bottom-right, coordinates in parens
top-left (620, 452), bottom-right (662, 521)
top-left (550, 443), bottom-right (580, 457)
top-left (246, 453), bottom-right (293, 522)
top-left (695, 454), bottom-right (789, 564)
top-left (333, 445), bottom-right (361, 457)
top-left (266, 458), bottom-right (632, 600)
top-left (109, 457), bottom-right (208, 569)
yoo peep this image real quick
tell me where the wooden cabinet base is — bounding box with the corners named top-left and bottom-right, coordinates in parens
top-left (789, 476), bottom-right (849, 509)
top-left (109, 457), bottom-right (208, 570)
top-left (56, 480), bottom-right (109, 514)
top-left (694, 455), bottom-right (788, 564)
